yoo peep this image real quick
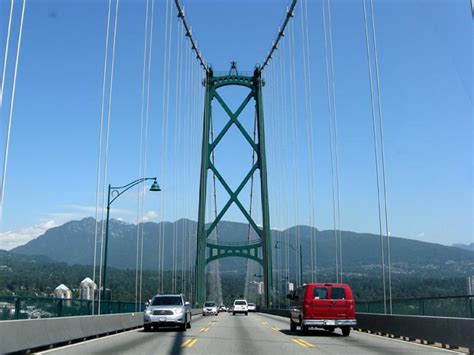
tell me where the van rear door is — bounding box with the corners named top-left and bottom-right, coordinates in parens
top-left (304, 285), bottom-right (331, 319)
top-left (329, 286), bottom-right (354, 319)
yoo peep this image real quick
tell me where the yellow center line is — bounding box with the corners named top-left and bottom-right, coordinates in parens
top-left (181, 339), bottom-right (193, 347)
top-left (182, 338), bottom-right (198, 348)
top-left (293, 339), bottom-right (309, 348)
top-left (296, 338), bottom-right (315, 348)
top-left (271, 327), bottom-right (280, 332)
top-left (199, 327), bottom-right (209, 333)
top-left (261, 321), bottom-right (268, 325)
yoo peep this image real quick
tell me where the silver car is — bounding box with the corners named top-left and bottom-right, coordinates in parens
top-left (202, 301), bottom-right (218, 316)
top-left (144, 294), bottom-right (192, 331)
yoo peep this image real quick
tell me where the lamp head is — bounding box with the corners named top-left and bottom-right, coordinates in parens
top-left (149, 179), bottom-right (161, 192)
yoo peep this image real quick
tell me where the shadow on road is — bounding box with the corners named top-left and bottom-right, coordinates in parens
top-left (138, 326), bottom-right (185, 355)
top-left (279, 329), bottom-right (343, 337)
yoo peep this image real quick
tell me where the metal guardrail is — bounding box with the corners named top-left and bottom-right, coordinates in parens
top-left (0, 295), bottom-right (144, 320)
top-left (357, 295), bottom-right (474, 319)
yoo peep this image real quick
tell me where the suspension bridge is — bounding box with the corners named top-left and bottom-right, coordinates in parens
top-left (0, 0), bottom-right (472, 353)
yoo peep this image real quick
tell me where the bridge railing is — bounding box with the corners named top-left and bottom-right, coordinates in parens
top-left (0, 295), bottom-right (144, 320)
top-left (357, 295), bottom-right (473, 318)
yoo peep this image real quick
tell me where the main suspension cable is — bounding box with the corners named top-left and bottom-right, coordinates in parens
top-left (260, 0), bottom-right (298, 72)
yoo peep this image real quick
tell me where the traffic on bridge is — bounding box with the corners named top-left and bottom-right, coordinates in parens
top-left (37, 312), bottom-right (459, 355)
top-left (0, 0), bottom-right (471, 354)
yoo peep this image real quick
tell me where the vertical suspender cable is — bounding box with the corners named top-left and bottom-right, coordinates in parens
top-left (172, 19), bottom-right (183, 294)
top-left (0, 0), bottom-right (25, 226)
top-left (322, 0), bottom-right (339, 282)
top-left (136, 0), bottom-right (150, 311)
top-left (326, 0), bottom-right (343, 283)
top-left (93, 0), bottom-right (112, 315)
top-left (139, 0), bottom-right (155, 307)
top-left (98, 0), bottom-right (119, 314)
top-left (370, 0), bottom-right (392, 314)
top-left (159, 0), bottom-right (172, 293)
top-left (288, 20), bottom-right (301, 286)
top-left (363, 0), bottom-right (387, 314)
top-left (0, 0), bottom-right (14, 111)
top-left (300, 0), bottom-right (317, 282)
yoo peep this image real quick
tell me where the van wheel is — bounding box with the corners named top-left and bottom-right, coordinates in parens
top-left (245, 312), bottom-right (248, 316)
top-left (144, 324), bottom-right (151, 332)
top-left (187, 320), bottom-right (191, 329)
top-left (327, 327), bottom-right (335, 332)
top-left (290, 320), bottom-right (297, 332)
top-left (301, 324), bottom-right (309, 333)
top-left (341, 327), bottom-right (351, 337)
top-left (233, 312), bottom-right (235, 316)
top-left (180, 323), bottom-right (187, 332)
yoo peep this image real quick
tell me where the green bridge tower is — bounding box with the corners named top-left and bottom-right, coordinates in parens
top-left (195, 66), bottom-right (273, 308)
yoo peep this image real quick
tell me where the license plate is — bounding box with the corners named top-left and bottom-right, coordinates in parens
top-left (159, 317), bottom-right (166, 322)
top-left (326, 320), bottom-right (336, 326)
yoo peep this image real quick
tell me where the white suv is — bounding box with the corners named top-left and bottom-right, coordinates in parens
top-left (233, 299), bottom-right (248, 316)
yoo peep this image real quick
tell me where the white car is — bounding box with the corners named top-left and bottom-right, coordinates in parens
top-left (248, 303), bottom-right (257, 312)
top-left (202, 301), bottom-right (218, 316)
top-left (233, 299), bottom-right (248, 316)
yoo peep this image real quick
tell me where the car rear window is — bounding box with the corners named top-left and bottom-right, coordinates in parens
top-left (204, 302), bottom-right (216, 307)
top-left (152, 296), bottom-right (182, 306)
top-left (234, 300), bottom-right (247, 305)
top-left (313, 287), bottom-right (328, 299)
top-left (331, 287), bottom-right (346, 300)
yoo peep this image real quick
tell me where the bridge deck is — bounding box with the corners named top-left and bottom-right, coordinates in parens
top-left (38, 313), bottom-right (461, 354)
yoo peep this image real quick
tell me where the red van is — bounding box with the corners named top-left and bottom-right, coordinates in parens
top-left (287, 283), bottom-right (356, 336)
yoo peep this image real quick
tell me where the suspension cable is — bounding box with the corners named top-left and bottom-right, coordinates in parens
top-left (0, 0), bottom-right (25, 227)
top-left (327, 0), bottom-right (343, 284)
top-left (260, 0), bottom-right (298, 72)
top-left (93, 0), bottom-right (112, 315)
top-left (135, 0), bottom-right (150, 311)
top-left (363, 0), bottom-right (387, 314)
top-left (98, 0), bottom-right (119, 314)
top-left (159, 0), bottom-right (173, 293)
top-left (139, 0), bottom-right (156, 309)
top-left (0, 0), bottom-right (14, 111)
top-left (369, 0), bottom-right (392, 314)
top-left (174, 0), bottom-right (209, 73)
top-left (322, 0), bottom-right (341, 283)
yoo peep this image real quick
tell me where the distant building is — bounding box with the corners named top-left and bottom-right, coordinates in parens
top-left (54, 284), bottom-right (72, 299)
top-left (468, 276), bottom-right (474, 296)
top-left (79, 277), bottom-right (97, 300)
top-left (288, 282), bottom-right (294, 292)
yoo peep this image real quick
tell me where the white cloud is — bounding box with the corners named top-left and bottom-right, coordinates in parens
top-left (0, 220), bottom-right (58, 250)
top-left (417, 232), bottom-right (425, 239)
top-left (141, 210), bottom-right (159, 222)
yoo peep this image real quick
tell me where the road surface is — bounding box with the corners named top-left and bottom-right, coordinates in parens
top-left (37, 312), bottom-right (463, 354)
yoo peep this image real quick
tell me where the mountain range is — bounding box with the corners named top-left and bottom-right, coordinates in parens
top-left (9, 217), bottom-right (474, 280)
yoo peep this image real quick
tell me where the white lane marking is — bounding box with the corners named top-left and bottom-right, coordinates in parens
top-left (354, 330), bottom-right (464, 354)
top-left (34, 328), bottom-right (140, 354)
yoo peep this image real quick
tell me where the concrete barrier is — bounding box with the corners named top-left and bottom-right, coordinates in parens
top-left (0, 313), bottom-right (143, 354)
top-left (258, 309), bottom-right (474, 352)
top-left (356, 313), bottom-right (474, 352)
top-left (0, 309), bottom-right (207, 354)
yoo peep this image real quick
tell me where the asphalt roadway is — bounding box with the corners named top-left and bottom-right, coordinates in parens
top-left (37, 312), bottom-right (463, 355)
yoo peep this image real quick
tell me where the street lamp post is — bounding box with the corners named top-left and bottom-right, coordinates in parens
top-left (101, 177), bottom-right (161, 303)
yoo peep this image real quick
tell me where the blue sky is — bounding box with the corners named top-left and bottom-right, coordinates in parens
top-left (0, 0), bottom-right (471, 250)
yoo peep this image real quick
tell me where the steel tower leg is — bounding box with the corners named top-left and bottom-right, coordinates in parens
top-left (195, 68), bottom-right (272, 308)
